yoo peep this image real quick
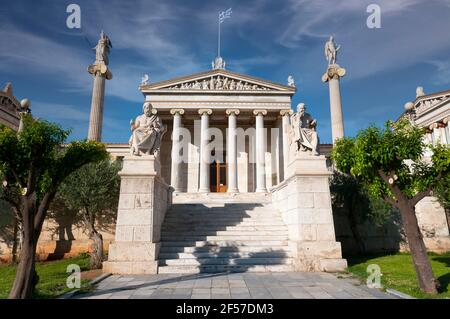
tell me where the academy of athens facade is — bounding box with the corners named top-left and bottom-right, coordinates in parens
top-left (1, 33), bottom-right (449, 271)
top-left (133, 68), bottom-right (298, 195)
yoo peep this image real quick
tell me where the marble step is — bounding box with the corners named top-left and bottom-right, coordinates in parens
top-left (164, 217), bottom-right (284, 226)
top-left (168, 208), bottom-right (278, 214)
top-left (158, 264), bottom-right (295, 274)
top-left (161, 230), bottom-right (288, 236)
top-left (164, 214), bottom-right (281, 220)
top-left (159, 257), bottom-right (293, 266)
top-left (161, 235), bottom-right (289, 241)
top-left (161, 225), bottom-right (288, 232)
top-left (159, 251), bottom-right (294, 259)
top-left (161, 240), bottom-right (289, 247)
top-left (171, 194), bottom-right (272, 204)
top-left (164, 215), bottom-right (283, 220)
top-left (159, 246), bottom-right (293, 253)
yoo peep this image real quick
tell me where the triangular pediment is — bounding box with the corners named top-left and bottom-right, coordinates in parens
top-left (413, 90), bottom-right (450, 116)
top-left (140, 69), bottom-right (296, 94)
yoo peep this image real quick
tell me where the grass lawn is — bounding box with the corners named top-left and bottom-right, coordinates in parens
top-left (0, 254), bottom-right (91, 299)
top-left (347, 252), bottom-right (450, 299)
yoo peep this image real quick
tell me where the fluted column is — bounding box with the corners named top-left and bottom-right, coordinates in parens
top-left (322, 64), bottom-right (346, 144)
top-left (198, 109), bottom-right (212, 193)
top-left (226, 109), bottom-right (240, 193)
top-left (170, 109), bottom-right (184, 192)
top-left (280, 109), bottom-right (293, 181)
top-left (87, 32), bottom-right (113, 142)
top-left (254, 110), bottom-right (267, 193)
top-left (87, 75), bottom-right (106, 141)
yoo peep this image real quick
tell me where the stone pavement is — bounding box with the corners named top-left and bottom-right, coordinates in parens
top-left (72, 272), bottom-right (396, 299)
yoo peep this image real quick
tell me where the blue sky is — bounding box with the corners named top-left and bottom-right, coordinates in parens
top-left (1, 0), bottom-right (450, 143)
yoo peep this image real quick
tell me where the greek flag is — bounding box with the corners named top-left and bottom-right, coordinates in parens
top-left (219, 8), bottom-right (232, 24)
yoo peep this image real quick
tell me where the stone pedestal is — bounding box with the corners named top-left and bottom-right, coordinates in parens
top-left (271, 154), bottom-right (347, 272)
top-left (103, 155), bottom-right (173, 274)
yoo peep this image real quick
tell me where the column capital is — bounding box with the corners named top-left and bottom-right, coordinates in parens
top-left (443, 117), bottom-right (450, 124)
top-left (430, 123), bottom-right (439, 130)
top-left (280, 109), bottom-right (293, 116)
top-left (87, 63), bottom-right (113, 80)
top-left (226, 109), bottom-right (240, 116)
top-left (198, 108), bottom-right (212, 116)
top-left (322, 64), bottom-right (346, 83)
top-left (170, 108), bottom-right (185, 115)
top-left (253, 109), bottom-right (267, 116)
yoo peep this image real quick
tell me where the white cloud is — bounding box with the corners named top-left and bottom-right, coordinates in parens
top-left (427, 60), bottom-right (450, 85)
top-left (0, 24), bottom-right (91, 91)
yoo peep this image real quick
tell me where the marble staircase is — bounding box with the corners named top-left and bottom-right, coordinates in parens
top-left (157, 203), bottom-right (294, 273)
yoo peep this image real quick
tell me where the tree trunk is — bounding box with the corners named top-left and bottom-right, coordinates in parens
top-left (84, 210), bottom-right (103, 269)
top-left (90, 231), bottom-right (103, 270)
top-left (11, 218), bottom-right (19, 265)
top-left (397, 198), bottom-right (438, 294)
top-left (8, 228), bottom-right (38, 299)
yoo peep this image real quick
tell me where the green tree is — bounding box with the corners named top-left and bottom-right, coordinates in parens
top-left (332, 119), bottom-right (450, 294)
top-left (54, 160), bottom-right (121, 269)
top-left (0, 115), bottom-right (107, 299)
top-left (0, 181), bottom-right (21, 264)
top-left (432, 144), bottom-right (450, 233)
top-left (330, 172), bottom-right (395, 254)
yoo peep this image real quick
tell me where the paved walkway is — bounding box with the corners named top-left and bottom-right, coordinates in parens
top-left (72, 272), bottom-right (396, 299)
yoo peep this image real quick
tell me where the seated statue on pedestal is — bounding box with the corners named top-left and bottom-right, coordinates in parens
top-left (290, 103), bottom-right (319, 156)
top-left (129, 102), bottom-right (166, 157)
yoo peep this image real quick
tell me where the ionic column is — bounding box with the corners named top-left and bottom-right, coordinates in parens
top-left (226, 109), bottom-right (240, 193)
top-left (198, 109), bottom-right (212, 193)
top-left (87, 74), bottom-right (106, 141)
top-left (322, 64), bottom-right (346, 144)
top-left (87, 32), bottom-right (113, 142)
top-left (254, 110), bottom-right (267, 193)
top-left (280, 109), bottom-right (293, 181)
top-left (170, 109), bottom-right (184, 192)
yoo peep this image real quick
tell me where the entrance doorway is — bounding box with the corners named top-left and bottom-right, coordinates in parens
top-left (210, 161), bottom-right (227, 192)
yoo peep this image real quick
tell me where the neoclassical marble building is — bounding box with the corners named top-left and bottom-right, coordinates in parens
top-left (102, 50), bottom-right (351, 274)
top-left (0, 83), bottom-right (21, 130)
top-left (400, 87), bottom-right (450, 251)
top-left (140, 68), bottom-right (297, 194)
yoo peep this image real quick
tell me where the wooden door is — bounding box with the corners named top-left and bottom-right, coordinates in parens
top-left (210, 161), bottom-right (227, 192)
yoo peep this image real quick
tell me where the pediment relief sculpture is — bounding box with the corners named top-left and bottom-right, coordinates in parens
top-left (165, 75), bottom-right (273, 91)
top-left (415, 95), bottom-right (449, 115)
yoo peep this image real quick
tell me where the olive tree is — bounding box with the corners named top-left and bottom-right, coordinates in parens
top-left (0, 115), bottom-right (108, 299)
top-left (332, 119), bottom-right (450, 294)
top-left (54, 159), bottom-right (120, 269)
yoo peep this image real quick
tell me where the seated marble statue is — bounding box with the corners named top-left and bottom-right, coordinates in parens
top-left (291, 103), bottom-right (319, 156)
top-left (129, 102), bottom-right (166, 156)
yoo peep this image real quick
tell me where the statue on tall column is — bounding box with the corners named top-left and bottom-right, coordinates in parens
top-left (291, 103), bottom-right (319, 156)
top-left (94, 31), bottom-right (113, 66)
top-left (129, 102), bottom-right (166, 157)
top-left (324, 36), bottom-right (340, 65)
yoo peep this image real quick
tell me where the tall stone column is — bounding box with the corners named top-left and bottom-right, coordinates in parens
top-left (87, 76), bottom-right (106, 141)
top-left (226, 109), bottom-right (240, 193)
top-left (322, 64), bottom-right (346, 144)
top-left (254, 110), bottom-right (267, 193)
top-left (280, 109), bottom-right (293, 181)
top-left (170, 109), bottom-right (184, 192)
top-left (198, 109), bottom-right (212, 193)
top-left (87, 31), bottom-right (113, 142)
